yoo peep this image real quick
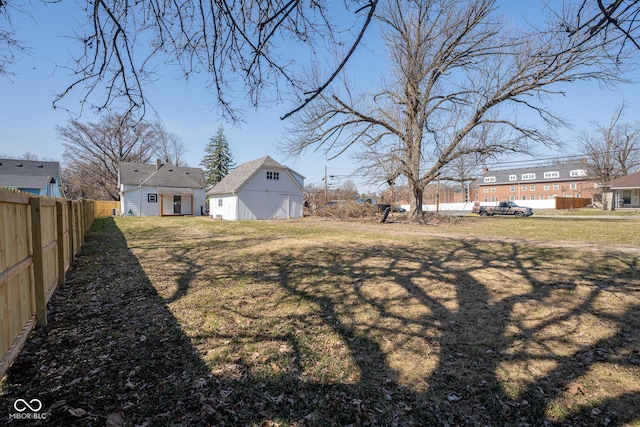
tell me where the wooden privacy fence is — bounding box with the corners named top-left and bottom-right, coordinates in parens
top-left (95, 200), bottom-right (120, 218)
top-left (0, 187), bottom-right (95, 379)
top-left (555, 197), bottom-right (592, 210)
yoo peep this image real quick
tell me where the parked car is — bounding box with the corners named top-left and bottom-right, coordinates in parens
top-left (472, 201), bottom-right (533, 217)
top-left (392, 206), bottom-right (407, 213)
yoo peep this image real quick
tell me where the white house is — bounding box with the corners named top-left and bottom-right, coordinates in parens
top-left (118, 160), bottom-right (206, 216)
top-left (207, 156), bottom-right (304, 220)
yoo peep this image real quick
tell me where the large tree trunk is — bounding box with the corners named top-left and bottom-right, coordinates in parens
top-left (411, 184), bottom-right (424, 219)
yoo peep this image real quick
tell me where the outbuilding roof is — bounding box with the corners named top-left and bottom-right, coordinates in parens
top-left (607, 170), bottom-right (640, 189)
top-left (207, 155), bottom-right (299, 195)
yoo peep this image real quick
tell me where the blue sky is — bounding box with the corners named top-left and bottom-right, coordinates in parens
top-left (0, 1), bottom-right (638, 194)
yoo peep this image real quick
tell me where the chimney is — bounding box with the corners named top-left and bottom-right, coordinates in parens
top-left (156, 159), bottom-right (163, 170)
top-left (482, 167), bottom-right (489, 175)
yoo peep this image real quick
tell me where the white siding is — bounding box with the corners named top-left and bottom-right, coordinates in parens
top-left (121, 185), bottom-right (206, 216)
top-left (209, 195), bottom-right (238, 220)
top-left (121, 184), bottom-right (161, 216)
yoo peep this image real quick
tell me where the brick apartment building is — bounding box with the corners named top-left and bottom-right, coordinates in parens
top-left (475, 162), bottom-right (597, 203)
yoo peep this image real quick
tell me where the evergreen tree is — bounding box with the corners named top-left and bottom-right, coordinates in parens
top-left (200, 125), bottom-right (235, 189)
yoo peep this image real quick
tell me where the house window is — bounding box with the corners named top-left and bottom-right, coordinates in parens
top-left (544, 171), bottom-right (559, 179)
top-left (544, 184), bottom-right (549, 190)
top-left (267, 171), bottom-right (280, 180)
top-left (553, 184), bottom-right (559, 190)
top-left (508, 175), bottom-right (517, 181)
top-left (510, 186), bottom-right (515, 192)
top-left (218, 199), bottom-right (223, 207)
top-left (484, 176), bottom-right (496, 183)
top-left (522, 173), bottom-right (536, 180)
top-left (530, 185), bottom-right (535, 191)
top-left (148, 194), bottom-right (157, 203)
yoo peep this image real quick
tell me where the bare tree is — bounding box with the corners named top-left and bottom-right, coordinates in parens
top-left (558, 0), bottom-right (640, 54)
top-left (44, 0), bottom-right (379, 121)
top-left (0, 1), bottom-right (28, 78)
top-left (1, 1), bottom-right (638, 122)
top-left (154, 121), bottom-right (188, 166)
top-left (281, 0), bottom-right (627, 218)
top-left (57, 113), bottom-right (161, 200)
top-left (579, 101), bottom-right (640, 208)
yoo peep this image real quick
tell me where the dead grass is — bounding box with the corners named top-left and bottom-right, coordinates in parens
top-left (1, 216), bottom-right (639, 426)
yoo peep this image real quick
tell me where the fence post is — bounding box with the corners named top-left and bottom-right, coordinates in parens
top-left (67, 200), bottom-right (75, 265)
top-left (29, 197), bottom-right (47, 327)
top-left (56, 200), bottom-right (66, 288)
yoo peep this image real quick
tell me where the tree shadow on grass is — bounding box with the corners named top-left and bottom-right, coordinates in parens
top-left (1, 218), bottom-right (639, 426)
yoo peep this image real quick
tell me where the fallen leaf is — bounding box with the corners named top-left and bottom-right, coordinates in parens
top-left (106, 410), bottom-right (125, 427)
top-left (68, 407), bottom-right (86, 417)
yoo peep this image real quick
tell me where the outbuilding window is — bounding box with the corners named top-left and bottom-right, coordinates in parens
top-left (267, 171), bottom-right (280, 180)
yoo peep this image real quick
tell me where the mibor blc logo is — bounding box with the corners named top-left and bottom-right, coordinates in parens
top-left (9, 398), bottom-right (48, 420)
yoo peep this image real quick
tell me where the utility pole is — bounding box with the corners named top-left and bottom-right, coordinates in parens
top-left (324, 165), bottom-right (328, 205)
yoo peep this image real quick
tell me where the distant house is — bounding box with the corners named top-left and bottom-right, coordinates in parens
top-left (118, 160), bottom-right (206, 216)
top-left (0, 158), bottom-right (64, 198)
top-left (207, 156), bottom-right (304, 220)
top-left (606, 171), bottom-right (640, 209)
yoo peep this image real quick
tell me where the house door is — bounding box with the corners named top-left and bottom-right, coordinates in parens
top-left (173, 195), bottom-right (182, 214)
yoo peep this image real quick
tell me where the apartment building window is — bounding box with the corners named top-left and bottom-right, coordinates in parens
top-left (483, 196), bottom-right (488, 202)
top-left (510, 196), bottom-right (515, 201)
top-left (521, 185), bottom-right (527, 191)
top-left (570, 183), bottom-right (577, 189)
top-left (544, 171), bottom-right (559, 179)
top-left (484, 176), bottom-right (497, 183)
top-left (530, 185), bottom-right (535, 191)
top-left (484, 187), bottom-right (488, 193)
top-left (491, 187), bottom-right (496, 192)
top-left (509, 175), bottom-right (517, 181)
top-left (522, 196), bottom-right (526, 200)
top-left (522, 173), bottom-right (536, 180)
top-left (530, 195), bottom-right (535, 200)
top-left (570, 169), bottom-right (586, 177)
top-left (553, 184), bottom-right (559, 190)
top-left (544, 184), bottom-right (549, 190)
top-left (510, 186), bottom-right (515, 192)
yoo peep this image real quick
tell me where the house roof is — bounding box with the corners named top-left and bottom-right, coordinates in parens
top-left (476, 162), bottom-right (590, 186)
top-left (0, 158), bottom-right (60, 189)
top-left (607, 170), bottom-right (640, 189)
top-left (207, 155), bottom-right (300, 195)
top-left (119, 161), bottom-right (205, 189)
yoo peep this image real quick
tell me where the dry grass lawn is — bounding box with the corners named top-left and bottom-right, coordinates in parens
top-left (1, 215), bottom-right (639, 426)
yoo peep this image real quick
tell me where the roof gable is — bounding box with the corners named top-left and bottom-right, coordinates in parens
top-left (207, 155), bottom-right (298, 195)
